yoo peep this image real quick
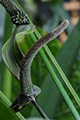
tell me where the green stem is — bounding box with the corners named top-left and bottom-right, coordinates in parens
top-left (44, 45), bottom-right (80, 106)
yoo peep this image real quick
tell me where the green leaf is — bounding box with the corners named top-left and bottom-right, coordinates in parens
top-left (1, 35), bottom-right (20, 80)
top-left (0, 100), bottom-right (19, 120)
top-left (0, 91), bottom-right (25, 120)
top-left (1, 25), bottom-right (35, 80)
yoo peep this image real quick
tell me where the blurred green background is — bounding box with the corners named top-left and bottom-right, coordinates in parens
top-left (0, 0), bottom-right (80, 120)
